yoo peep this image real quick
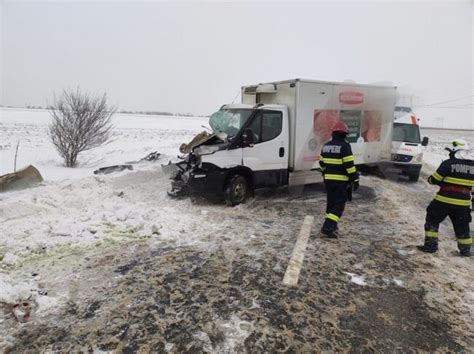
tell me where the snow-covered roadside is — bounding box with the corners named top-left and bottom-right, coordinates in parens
top-left (0, 108), bottom-right (216, 263)
top-left (0, 109), bottom-right (206, 266)
top-left (0, 108), bottom-right (208, 181)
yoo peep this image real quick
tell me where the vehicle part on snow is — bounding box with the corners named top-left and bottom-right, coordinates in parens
top-left (93, 164), bottom-right (133, 175)
top-left (140, 151), bottom-right (161, 162)
top-left (126, 151), bottom-right (162, 164)
top-left (0, 165), bottom-right (43, 192)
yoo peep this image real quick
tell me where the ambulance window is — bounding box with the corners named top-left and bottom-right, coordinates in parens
top-left (261, 111), bottom-right (282, 142)
top-left (393, 123), bottom-right (421, 143)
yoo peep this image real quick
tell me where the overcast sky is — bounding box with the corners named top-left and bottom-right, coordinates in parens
top-left (1, 0), bottom-right (473, 128)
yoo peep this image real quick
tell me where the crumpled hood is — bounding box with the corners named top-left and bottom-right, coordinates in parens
top-left (179, 131), bottom-right (227, 155)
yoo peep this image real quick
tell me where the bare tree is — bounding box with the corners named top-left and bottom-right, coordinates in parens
top-left (48, 89), bottom-right (116, 167)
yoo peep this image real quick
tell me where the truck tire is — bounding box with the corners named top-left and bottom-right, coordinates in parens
top-left (224, 174), bottom-right (248, 206)
top-left (408, 172), bottom-right (420, 182)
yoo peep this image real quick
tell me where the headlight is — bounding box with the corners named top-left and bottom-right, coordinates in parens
top-left (194, 145), bottom-right (220, 156)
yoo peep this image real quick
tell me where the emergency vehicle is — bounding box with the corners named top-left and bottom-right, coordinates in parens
top-left (390, 106), bottom-right (429, 181)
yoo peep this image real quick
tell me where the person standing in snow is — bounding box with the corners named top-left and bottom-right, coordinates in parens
top-left (319, 121), bottom-right (359, 238)
top-left (418, 139), bottom-right (473, 257)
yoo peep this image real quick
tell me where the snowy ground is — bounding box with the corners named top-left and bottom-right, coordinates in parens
top-left (0, 108), bottom-right (473, 351)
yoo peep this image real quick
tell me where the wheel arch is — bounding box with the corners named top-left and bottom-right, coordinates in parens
top-left (223, 166), bottom-right (255, 191)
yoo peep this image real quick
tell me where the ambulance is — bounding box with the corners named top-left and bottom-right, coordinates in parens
top-left (390, 106), bottom-right (429, 181)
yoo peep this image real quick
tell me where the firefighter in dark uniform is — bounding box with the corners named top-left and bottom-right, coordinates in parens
top-left (418, 139), bottom-right (473, 257)
top-left (319, 121), bottom-right (359, 238)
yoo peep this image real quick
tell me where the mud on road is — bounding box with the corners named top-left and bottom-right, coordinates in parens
top-left (2, 175), bottom-right (473, 352)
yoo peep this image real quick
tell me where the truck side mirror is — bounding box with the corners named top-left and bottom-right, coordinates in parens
top-left (242, 128), bottom-right (254, 147)
top-left (422, 137), bottom-right (429, 146)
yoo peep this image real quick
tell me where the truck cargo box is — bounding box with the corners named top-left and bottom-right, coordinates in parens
top-left (242, 79), bottom-right (396, 172)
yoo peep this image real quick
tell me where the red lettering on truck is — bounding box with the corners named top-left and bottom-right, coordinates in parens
top-left (339, 91), bottom-right (364, 104)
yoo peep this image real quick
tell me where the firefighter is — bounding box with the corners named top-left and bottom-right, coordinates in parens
top-left (418, 139), bottom-right (473, 257)
top-left (319, 121), bottom-right (359, 238)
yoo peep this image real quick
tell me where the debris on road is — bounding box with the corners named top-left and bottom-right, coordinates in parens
top-left (0, 165), bottom-right (43, 192)
top-left (93, 164), bottom-right (133, 175)
top-left (140, 151), bottom-right (161, 162)
top-left (126, 151), bottom-right (162, 164)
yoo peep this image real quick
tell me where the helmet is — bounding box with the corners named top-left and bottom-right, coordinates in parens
top-left (446, 138), bottom-right (471, 159)
top-left (450, 138), bottom-right (470, 151)
top-left (332, 121), bottom-right (349, 134)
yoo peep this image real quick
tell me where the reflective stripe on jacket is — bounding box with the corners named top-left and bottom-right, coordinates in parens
top-left (428, 157), bottom-right (474, 207)
top-left (320, 137), bottom-right (359, 184)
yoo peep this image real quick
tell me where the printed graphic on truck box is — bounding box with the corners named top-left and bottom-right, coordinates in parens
top-left (340, 110), bottom-right (361, 143)
top-left (313, 109), bottom-right (339, 143)
top-left (361, 110), bottom-right (382, 142)
top-left (306, 109), bottom-right (383, 162)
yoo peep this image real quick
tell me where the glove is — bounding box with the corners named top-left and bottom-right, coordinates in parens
top-left (352, 180), bottom-right (360, 192)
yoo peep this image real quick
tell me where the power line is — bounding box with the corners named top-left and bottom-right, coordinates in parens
top-left (420, 106), bottom-right (473, 109)
top-left (416, 95), bottom-right (474, 108)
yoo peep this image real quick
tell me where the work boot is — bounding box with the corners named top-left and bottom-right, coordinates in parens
top-left (417, 245), bottom-right (438, 253)
top-left (459, 248), bottom-right (471, 257)
top-left (321, 229), bottom-right (339, 239)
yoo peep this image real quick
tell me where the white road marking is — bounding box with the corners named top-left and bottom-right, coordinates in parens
top-left (282, 215), bottom-right (314, 286)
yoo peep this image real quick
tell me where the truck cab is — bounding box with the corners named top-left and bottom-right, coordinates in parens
top-left (390, 107), bottom-right (429, 181)
top-left (166, 103), bottom-right (290, 205)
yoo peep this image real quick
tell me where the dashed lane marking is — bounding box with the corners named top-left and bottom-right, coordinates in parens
top-left (282, 215), bottom-right (314, 286)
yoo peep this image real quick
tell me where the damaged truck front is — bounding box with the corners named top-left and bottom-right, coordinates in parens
top-left (165, 104), bottom-right (275, 206)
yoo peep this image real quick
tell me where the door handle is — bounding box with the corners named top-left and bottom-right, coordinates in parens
top-left (279, 147), bottom-right (285, 157)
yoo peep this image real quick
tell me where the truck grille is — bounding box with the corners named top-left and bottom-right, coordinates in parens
top-left (391, 154), bottom-right (413, 162)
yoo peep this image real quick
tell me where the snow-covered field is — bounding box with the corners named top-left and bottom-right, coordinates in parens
top-left (0, 108), bottom-right (208, 180)
top-left (0, 108), bottom-right (473, 351)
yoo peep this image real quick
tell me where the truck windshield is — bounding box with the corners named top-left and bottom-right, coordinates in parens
top-left (393, 123), bottom-right (421, 144)
top-left (209, 109), bottom-right (253, 138)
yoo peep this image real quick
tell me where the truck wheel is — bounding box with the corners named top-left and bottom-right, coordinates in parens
top-left (224, 174), bottom-right (248, 206)
top-left (408, 172), bottom-right (420, 182)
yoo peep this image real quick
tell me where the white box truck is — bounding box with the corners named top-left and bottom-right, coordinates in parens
top-left (166, 79), bottom-right (397, 205)
top-left (385, 106), bottom-right (429, 181)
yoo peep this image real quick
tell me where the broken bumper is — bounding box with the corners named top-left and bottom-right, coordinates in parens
top-left (166, 163), bottom-right (227, 197)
